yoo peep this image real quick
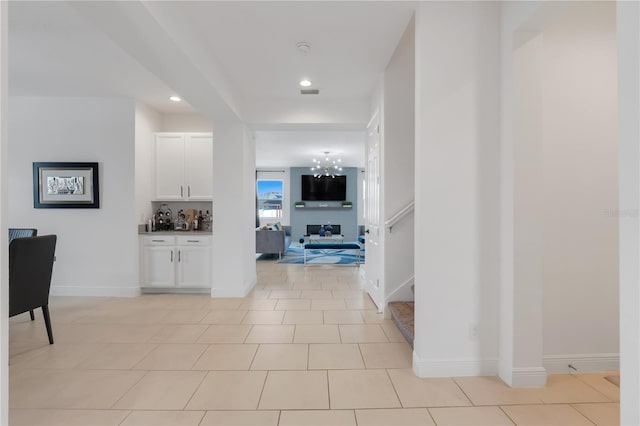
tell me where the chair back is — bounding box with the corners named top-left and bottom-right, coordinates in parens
top-left (9, 235), bottom-right (57, 317)
top-left (8, 228), bottom-right (37, 243)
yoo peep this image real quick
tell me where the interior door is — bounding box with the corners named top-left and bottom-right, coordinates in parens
top-left (365, 114), bottom-right (383, 310)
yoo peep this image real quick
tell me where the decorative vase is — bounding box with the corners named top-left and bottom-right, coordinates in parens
top-left (325, 223), bottom-right (333, 236)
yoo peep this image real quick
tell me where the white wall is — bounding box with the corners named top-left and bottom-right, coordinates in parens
top-left (383, 16), bottom-right (415, 304)
top-left (211, 122), bottom-right (256, 297)
top-left (541, 3), bottom-right (619, 365)
top-left (135, 102), bottom-right (162, 223)
top-left (617, 0), bottom-right (640, 423)
top-left (8, 97), bottom-right (139, 296)
top-left (512, 33), bottom-right (546, 383)
top-left (161, 113), bottom-right (212, 133)
top-left (414, 1), bottom-right (501, 377)
top-left (0, 1), bottom-right (8, 422)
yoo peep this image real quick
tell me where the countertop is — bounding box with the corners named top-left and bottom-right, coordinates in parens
top-left (138, 230), bottom-right (212, 236)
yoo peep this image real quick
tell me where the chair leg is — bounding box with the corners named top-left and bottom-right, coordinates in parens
top-left (42, 305), bottom-right (54, 344)
top-left (29, 310), bottom-right (35, 321)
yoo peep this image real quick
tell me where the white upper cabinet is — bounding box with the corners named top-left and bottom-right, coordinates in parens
top-left (184, 134), bottom-right (213, 200)
top-left (154, 133), bottom-right (213, 201)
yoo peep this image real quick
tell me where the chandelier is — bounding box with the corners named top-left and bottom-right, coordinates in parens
top-left (311, 151), bottom-right (342, 178)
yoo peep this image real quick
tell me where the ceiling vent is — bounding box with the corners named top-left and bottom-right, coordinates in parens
top-left (300, 89), bottom-right (320, 95)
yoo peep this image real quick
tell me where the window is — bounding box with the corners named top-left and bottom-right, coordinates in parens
top-left (257, 180), bottom-right (283, 219)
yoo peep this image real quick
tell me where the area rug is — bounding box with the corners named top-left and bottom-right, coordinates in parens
top-left (276, 245), bottom-right (364, 265)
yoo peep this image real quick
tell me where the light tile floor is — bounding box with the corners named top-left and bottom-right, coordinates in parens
top-left (9, 261), bottom-right (620, 425)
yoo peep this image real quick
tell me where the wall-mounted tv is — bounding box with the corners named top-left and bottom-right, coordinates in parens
top-left (301, 175), bottom-right (347, 201)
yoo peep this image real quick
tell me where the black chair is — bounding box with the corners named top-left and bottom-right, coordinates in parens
top-left (9, 235), bottom-right (57, 344)
top-left (8, 228), bottom-right (38, 319)
top-left (9, 228), bottom-right (37, 243)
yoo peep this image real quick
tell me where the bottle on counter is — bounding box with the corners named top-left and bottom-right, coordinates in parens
top-left (205, 210), bottom-right (212, 230)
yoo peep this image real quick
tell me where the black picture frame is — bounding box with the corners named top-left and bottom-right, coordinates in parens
top-left (33, 162), bottom-right (100, 209)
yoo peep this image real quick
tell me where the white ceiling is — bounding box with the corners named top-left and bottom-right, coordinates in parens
top-left (8, 1), bottom-right (196, 114)
top-left (145, 1), bottom-right (416, 102)
top-left (255, 130), bottom-right (366, 168)
top-left (8, 1), bottom-right (416, 166)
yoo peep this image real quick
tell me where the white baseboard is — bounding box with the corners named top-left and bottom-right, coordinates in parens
top-left (210, 274), bottom-right (257, 298)
top-left (507, 367), bottom-right (548, 388)
top-left (365, 287), bottom-right (384, 313)
top-left (543, 353), bottom-right (619, 374)
top-left (50, 285), bottom-right (140, 298)
top-left (413, 352), bottom-right (498, 377)
top-left (243, 275), bottom-right (257, 296)
top-left (142, 287), bottom-right (210, 295)
top-left (385, 275), bottom-right (415, 304)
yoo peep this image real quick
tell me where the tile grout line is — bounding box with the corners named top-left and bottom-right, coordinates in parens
top-left (255, 369), bottom-right (271, 411)
top-left (569, 403), bottom-right (601, 426)
top-left (497, 405), bottom-right (518, 425)
top-left (326, 369), bottom-right (332, 410)
top-left (108, 369), bottom-right (151, 410)
top-left (424, 407), bottom-right (438, 425)
top-left (356, 343), bottom-right (367, 369)
top-left (570, 373), bottom-right (618, 402)
top-left (451, 377), bottom-right (476, 407)
top-left (384, 368), bottom-right (405, 408)
top-left (117, 409), bottom-right (134, 426)
top-left (181, 369), bottom-right (210, 411)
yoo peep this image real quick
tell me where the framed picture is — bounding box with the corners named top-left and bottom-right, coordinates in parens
top-left (33, 162), bottom-right (100, 208)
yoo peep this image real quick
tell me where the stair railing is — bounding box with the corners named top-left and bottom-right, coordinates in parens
top-left (385, 201), bottom-right (415, 233)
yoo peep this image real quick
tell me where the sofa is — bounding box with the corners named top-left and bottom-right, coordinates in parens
top-left (256, 225), bottom-right (291, 259)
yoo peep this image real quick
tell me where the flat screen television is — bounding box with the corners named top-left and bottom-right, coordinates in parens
top-left (301, 175), bottom-right (347, 201)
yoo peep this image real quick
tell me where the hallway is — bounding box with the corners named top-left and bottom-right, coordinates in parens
top-left (8, 262), bottom-right (619, 425)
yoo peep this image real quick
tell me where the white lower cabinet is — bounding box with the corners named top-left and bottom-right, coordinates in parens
top-left (142, 235), bottom-right (211, 290)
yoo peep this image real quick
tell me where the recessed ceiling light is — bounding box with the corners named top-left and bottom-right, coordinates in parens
top-left (169, 96), bottom-right (181, 102)
top-left (296, 42), bottom-right (311, 55)
top-left (299, 80), bottom-right (312, 87)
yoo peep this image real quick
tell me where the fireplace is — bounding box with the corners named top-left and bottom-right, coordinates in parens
top-left (306, 224), bottom-right (341, 236)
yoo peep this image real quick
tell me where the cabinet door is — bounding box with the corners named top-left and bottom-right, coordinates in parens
top-left (155, 134), bottom-right (185, 200)
top-left (184, 134), bottom-right (213, 200)
top-left (143, 246), bottom-right (176, 287)
top-left (177, 246), bottom-right (211, 288)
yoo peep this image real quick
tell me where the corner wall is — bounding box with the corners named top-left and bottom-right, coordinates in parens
top-left (414, 1), bottom-right (501, 376)
top-left (135, 102), bottom-right (162, 223)
top-left (617, 0), bottom-right (640, 423)
top-left (8, 97), bottom-right (139, 296)
top-left (383, 16), bottom-right (415, 304)
top-left (211, 122), bottom-right (256, 297)
top-left (0, 2), bottom-right (8, 421)
top-left (540, 2), bottom-right (619, 369)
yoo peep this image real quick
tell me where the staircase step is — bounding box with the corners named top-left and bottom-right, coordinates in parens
top-left (388, 301), bottom-right (414, 347)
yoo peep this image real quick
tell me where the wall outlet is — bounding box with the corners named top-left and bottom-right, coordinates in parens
top-left (469, 324), bottom-right (478, 339)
